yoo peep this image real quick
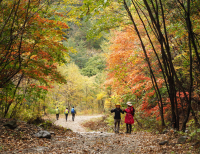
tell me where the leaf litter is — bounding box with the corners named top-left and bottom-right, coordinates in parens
top-left (0, 117), bottom-right (199, 153)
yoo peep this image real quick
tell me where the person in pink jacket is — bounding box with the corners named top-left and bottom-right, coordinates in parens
top-left (123, 102), bottom-right (135, 134)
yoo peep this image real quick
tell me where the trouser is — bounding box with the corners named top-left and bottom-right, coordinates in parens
top-left (56, 114), bottom-right (59, 120)
top-left (114, 119), bottom-right (121, 133)
top-left (126, 124), bottom-right (132, 134)
top-left (65, 114), bottom-right (68, 121)
top-left (72, 113), bottom-right (75, 121)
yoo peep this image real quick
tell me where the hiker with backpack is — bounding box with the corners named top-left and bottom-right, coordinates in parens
top-left (71, 107), bottom-right (76, 121)
top-left (64, 107), bottom-right (69, 121)
top-left (55, 107), bottom-right (60, 120)
top-left (111, 103), bottom-right (124, 133)
top-left (123, 102), bottom-right (135, 134)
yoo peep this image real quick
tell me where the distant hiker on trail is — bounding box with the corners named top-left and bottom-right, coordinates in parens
top-left (71, 107), bottom-right (76, 121)
top-left (55, 107), bottom-right (60, 120)
top-left (64, 107), bottom-right (69, 121)
top-left (111, 103), bottom-right (124, 133)
top-left (123, 102), bottom-right (135, 134)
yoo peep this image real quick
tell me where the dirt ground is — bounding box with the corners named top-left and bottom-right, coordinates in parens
top-left (54, 115), bottom-right (103, 132)
top-left (52, 115), bottom-right (198, 154)
top-left (0, 115), bottom-right (199, 153)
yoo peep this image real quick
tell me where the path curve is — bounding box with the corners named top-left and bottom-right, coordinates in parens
top-left (54, 115), bottom-right (102, 132)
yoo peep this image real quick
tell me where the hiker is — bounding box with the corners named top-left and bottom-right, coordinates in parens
top-left (71, 107), bottom-right (76, 121)
top-left (64, 107), bottom-right (69, 121)
top-left (123, 102), bottom-right (135, 134)
top-left (111, 103), bottom-right (124, 133)
top-left (55, 107), bottom-right (60, 120)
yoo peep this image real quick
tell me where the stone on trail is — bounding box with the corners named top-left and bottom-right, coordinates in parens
top-left (3, 120), bottom-right (17, 129)
top-left (31, 146), bottom-right (49, 152)
top-left (162, 129), bottom-right (168, 134)
top-left (177, 136), bottom-right (187, 144)
top-left (49, 131), bottom-right (55, 135)
top-left (159, 140), bottom-right (168, 145)
top-left (34, 130), bottom-right (51, 139)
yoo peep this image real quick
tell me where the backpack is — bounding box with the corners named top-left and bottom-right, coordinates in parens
top-left (55, 108), bottom-right (59, 114)
top-left (64, 109), bottom-right (68, 114)
top-left (71, 108), bottom-right (75, 113)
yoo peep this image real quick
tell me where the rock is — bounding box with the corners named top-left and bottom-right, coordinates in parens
top-left (159, 140), bottom-right (168, 145)
top-left (177, 136), bottom-right (187, 144)
top-left (49, 131), bottom-right (55, 135)
top-left (162, 129), bottom-right (168, 134)
top-left (31, 146), bottom-right (49, 152)
top-left (3, 120), bottom-right (17, 129)
top-left (34, 130), bottom-right (51, 139)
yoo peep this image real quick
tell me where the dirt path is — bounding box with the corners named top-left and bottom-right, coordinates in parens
top-left (1, 116), bottom-right (197, 153)
top-left (51, 115), bottom-right (197, 154)
top-left (54, 115), bottom-right (102, 132)
top-left (53, 115), bottom-right (142, 153)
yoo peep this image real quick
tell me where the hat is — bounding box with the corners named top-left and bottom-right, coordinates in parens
top-left (127, 102), bottom-right (133, 106)
top-left (115, 103), bottom-right (121, 106)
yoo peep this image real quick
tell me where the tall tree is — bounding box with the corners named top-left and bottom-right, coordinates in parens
top-left (0, 0), bottom-right (69, 117)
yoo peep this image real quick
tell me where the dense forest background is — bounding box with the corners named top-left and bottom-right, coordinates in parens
top-left (1, 0), bottom-right (200, 136)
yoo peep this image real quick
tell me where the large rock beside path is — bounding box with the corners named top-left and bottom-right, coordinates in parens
top-left (3, 120), bottom-right (17, 129)
top-left (34, 130), bottom-right (51, 139)
top-left (177, 136), bottom-right (187, 144)
top-left (159, 140), bottom-right (169, 145)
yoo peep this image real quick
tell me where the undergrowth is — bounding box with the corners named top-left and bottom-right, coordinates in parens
top-left (82, 115), bottom-right (113, 132)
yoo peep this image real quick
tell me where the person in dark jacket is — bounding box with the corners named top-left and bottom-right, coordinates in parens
top-left (71, 107), bottom-right (76, 121)
top-left (111, 103), bottom-right (124, 133)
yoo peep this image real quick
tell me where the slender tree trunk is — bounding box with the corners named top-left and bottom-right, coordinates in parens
top-left (124, 0), bottom-right (165, 126)
top-left (4, 73), bottom-right (24, 117)
top-left (182, 1), bottom-right (193, 131)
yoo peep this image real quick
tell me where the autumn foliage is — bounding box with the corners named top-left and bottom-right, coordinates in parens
top-left (103, 0), bottom-right (200, 132)
top-left (0, 0), bottom-right (69, 118)
top-left (105, 26), bottom-right (166, 118)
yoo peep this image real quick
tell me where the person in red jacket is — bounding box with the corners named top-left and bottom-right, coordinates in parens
top-left (123, 102), bottom-right (135, 134)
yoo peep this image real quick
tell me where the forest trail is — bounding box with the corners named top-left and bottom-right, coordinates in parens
top-left (0, 117), bottom-right (197, 153)
top-left (52, 115), bottom-right (195, 154)
top-left (53, 115), bottom-right (145, 153)
top-left (54, 115), bottom-right (103, 132)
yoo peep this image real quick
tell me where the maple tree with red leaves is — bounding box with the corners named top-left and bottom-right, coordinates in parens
top-left (0, 0), bottom-right (69, 118)
top-left (105, 26), bottom-right (167, 125)
top-left (104, 0), bottom-right (200, 132)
